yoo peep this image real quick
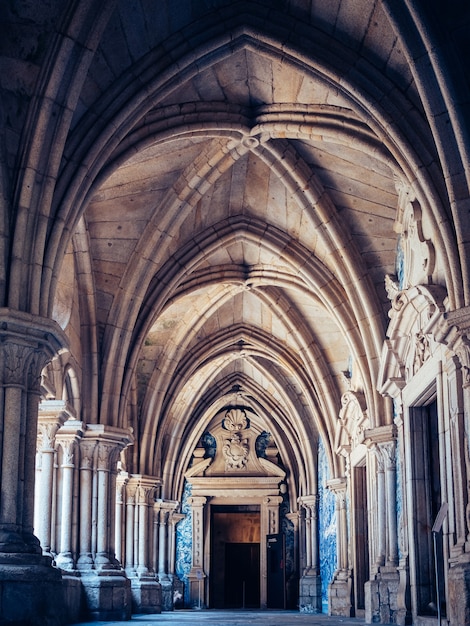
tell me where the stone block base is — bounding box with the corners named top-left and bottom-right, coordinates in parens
top-left (328, 570), bottom-right (352, 617)
top-left (448, 560), bottom-right (470, 626)
top-left (61, 572), bottom-right (82, 623)
top-left (0, 556), bottom-right (65, 626)
top-left (130, 575), bottom-right (161, 614)
top-left (160, 577), bottom-right (173, 611)
top-left (80, 571), bottom-right (131, 620)
top-left (365, 568), bottom-right (409, 625)
top-left (299, 572), bottom-right (322, 613)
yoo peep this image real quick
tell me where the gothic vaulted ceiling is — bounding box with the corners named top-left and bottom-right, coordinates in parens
top-left (2, 0), bottom-right (469, 501)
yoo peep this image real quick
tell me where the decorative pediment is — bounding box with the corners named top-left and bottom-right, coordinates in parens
top-left (378, 283), bottom-right (448, 393)
top-left (186, 407), bottom-right (285, 480)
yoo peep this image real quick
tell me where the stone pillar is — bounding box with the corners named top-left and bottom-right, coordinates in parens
top-left (154, 500), bottom-right (179, 610)
top-left (298, 495), bottom-right (322, 612)
top-left (77, 440), bottom-right (96, 570)
top-left (169, 510), bottom-right (185, 609)
top-left (383, 442), bottom-right (398, 565)
top-left (187, 496), bottom-right (207, 608)
top-left (35, 403), bottom-right (68, 556)
top-left (55, 419), bottom-right (83, 570)
top-left (327, 478), bottom-right (352, 617)
top-left (126, 475), bottom-right (161, 614)
top-left (374, 447), bottom-right (386, 567)
top-left (0, 310), bottom-right (68, 625)
top-left (364, 426), bottom-right (401, 625)
top-left (115, 471), bottom-right (128, 566)
top-left (442, 313), bottom-right (470, 626)
top-left (78, 425), bottom-right (133, 621)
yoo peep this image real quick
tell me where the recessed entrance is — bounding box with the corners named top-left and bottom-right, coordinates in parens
top-left (210, 506), bottom-right (261, 608)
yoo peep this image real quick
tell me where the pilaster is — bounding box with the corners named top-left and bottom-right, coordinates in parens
top-left (187, 496), bottom-right (207, 608)
top-left (327, 478), bottom-right (352, 617)
top-left (298, 495), bottom-right (322, 613)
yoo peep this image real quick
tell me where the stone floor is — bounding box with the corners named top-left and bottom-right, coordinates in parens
top-left (72, 610), bottom-right (389, 626)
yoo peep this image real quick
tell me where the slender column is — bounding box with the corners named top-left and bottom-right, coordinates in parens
top-left (158, 507), bottom-right (168, 580)
top-left (304, 505), bottom-right (312, 572)
top-left (36, 419), bottom-right (61, 554)
top-left (55, 420), bottom-right (82, 569)
top-left (125, 480), bottom-right (137, 572)
top-left (374, 448), bottom-right (386, 566)
top-left (115, 472), bottom-right (128, 565)
top-left (136, 479), bottom-right (158, 575)
top-left (382, 441), bottom-right (398, 564)
top-left (299, 495), bottom-right (319, 575)
top-left (77, 440), bottom-right (96, 569)
top-left (95, 441), bottom-right (116, 567)
top-left (168, 512), bottom-right (185, 576)
top-left (327, 478), bottom-right (348, 571)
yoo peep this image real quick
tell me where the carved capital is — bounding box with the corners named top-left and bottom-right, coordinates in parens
top-left (0, 310), bottom-right (68, 390)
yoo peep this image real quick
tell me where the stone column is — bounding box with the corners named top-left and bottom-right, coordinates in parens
top-left (78, 424), bottom-right (134, 621)
top-left (154, 500), bottom-right (178, 610)
top-left (382, 442), bottom-right (398, 565)
top-left (374, 447), bottom-right (386, 567)
top-left (0, 311), bottom-right (68, 624)
top-left (35, 403), bottom-right (68, 555)
top-left (124, 475), bottom-right (161, 614)
top-left (115, 471), bottom-right (128, 566)
top-left (187, 496), bottom-right (207, 608)
top-left (77, 439), bottom-right (96, 570)
top-left (169, 510), bottom-right (185, 609)
top-left (327, 478), bottom-right (352, 617)
top-left (364, 426), bottom-right (400, 625)
top-left (298, 495), bottom-right (322, 612)
top-left (55, 419), bottom-right (83, 570)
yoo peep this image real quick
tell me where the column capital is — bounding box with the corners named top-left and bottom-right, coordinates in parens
top-left (187, 496), bottom-right (207, 508)
top-left (298, 494), bottom-right (319, 509)
top-left (83, 424), bottom-right (134, 470)
top-left (0, 309), bottom-right (68, 389)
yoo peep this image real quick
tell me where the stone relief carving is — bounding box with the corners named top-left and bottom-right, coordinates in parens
top-left (394, 178), bottom-right (435, 289)
top-left (223, 407), bottom-right (248, 431)
top-left (223, 430), bottom-right (249, 470)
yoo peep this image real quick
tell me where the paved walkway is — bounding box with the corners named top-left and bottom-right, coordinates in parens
top-left (72, 610), bottom-right (381, 626)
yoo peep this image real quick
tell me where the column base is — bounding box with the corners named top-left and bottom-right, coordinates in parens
top-left (365, 566), bottom-right (407, 625)
top-left (328, 568), bottom-right (353, 617)
top-left (299, 571), bottom-right (322, 613)
top-left (80, 570), bottom-right (131, 620)
top-left (160, 576), bottom-right (173, 611)
top-left (448, 557), bottom-right (470, 626)
top-left (188, 569), bottom-right (206, 609)
top-left (0, 554), bottom-right (65, 626)
top-left (130, 574), bottom-right (161, 614)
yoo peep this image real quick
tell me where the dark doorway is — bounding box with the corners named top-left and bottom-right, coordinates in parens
top-left (224, 542), bottom-right (260, 608)
top-left (411, 399), bottom-right (446, 618)
top-left (210, 507), bottom-right (261, 608)
top-left (267, 533), bottom-right (285, 609)
top-left (353, 465), bottom-right (369, 616)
